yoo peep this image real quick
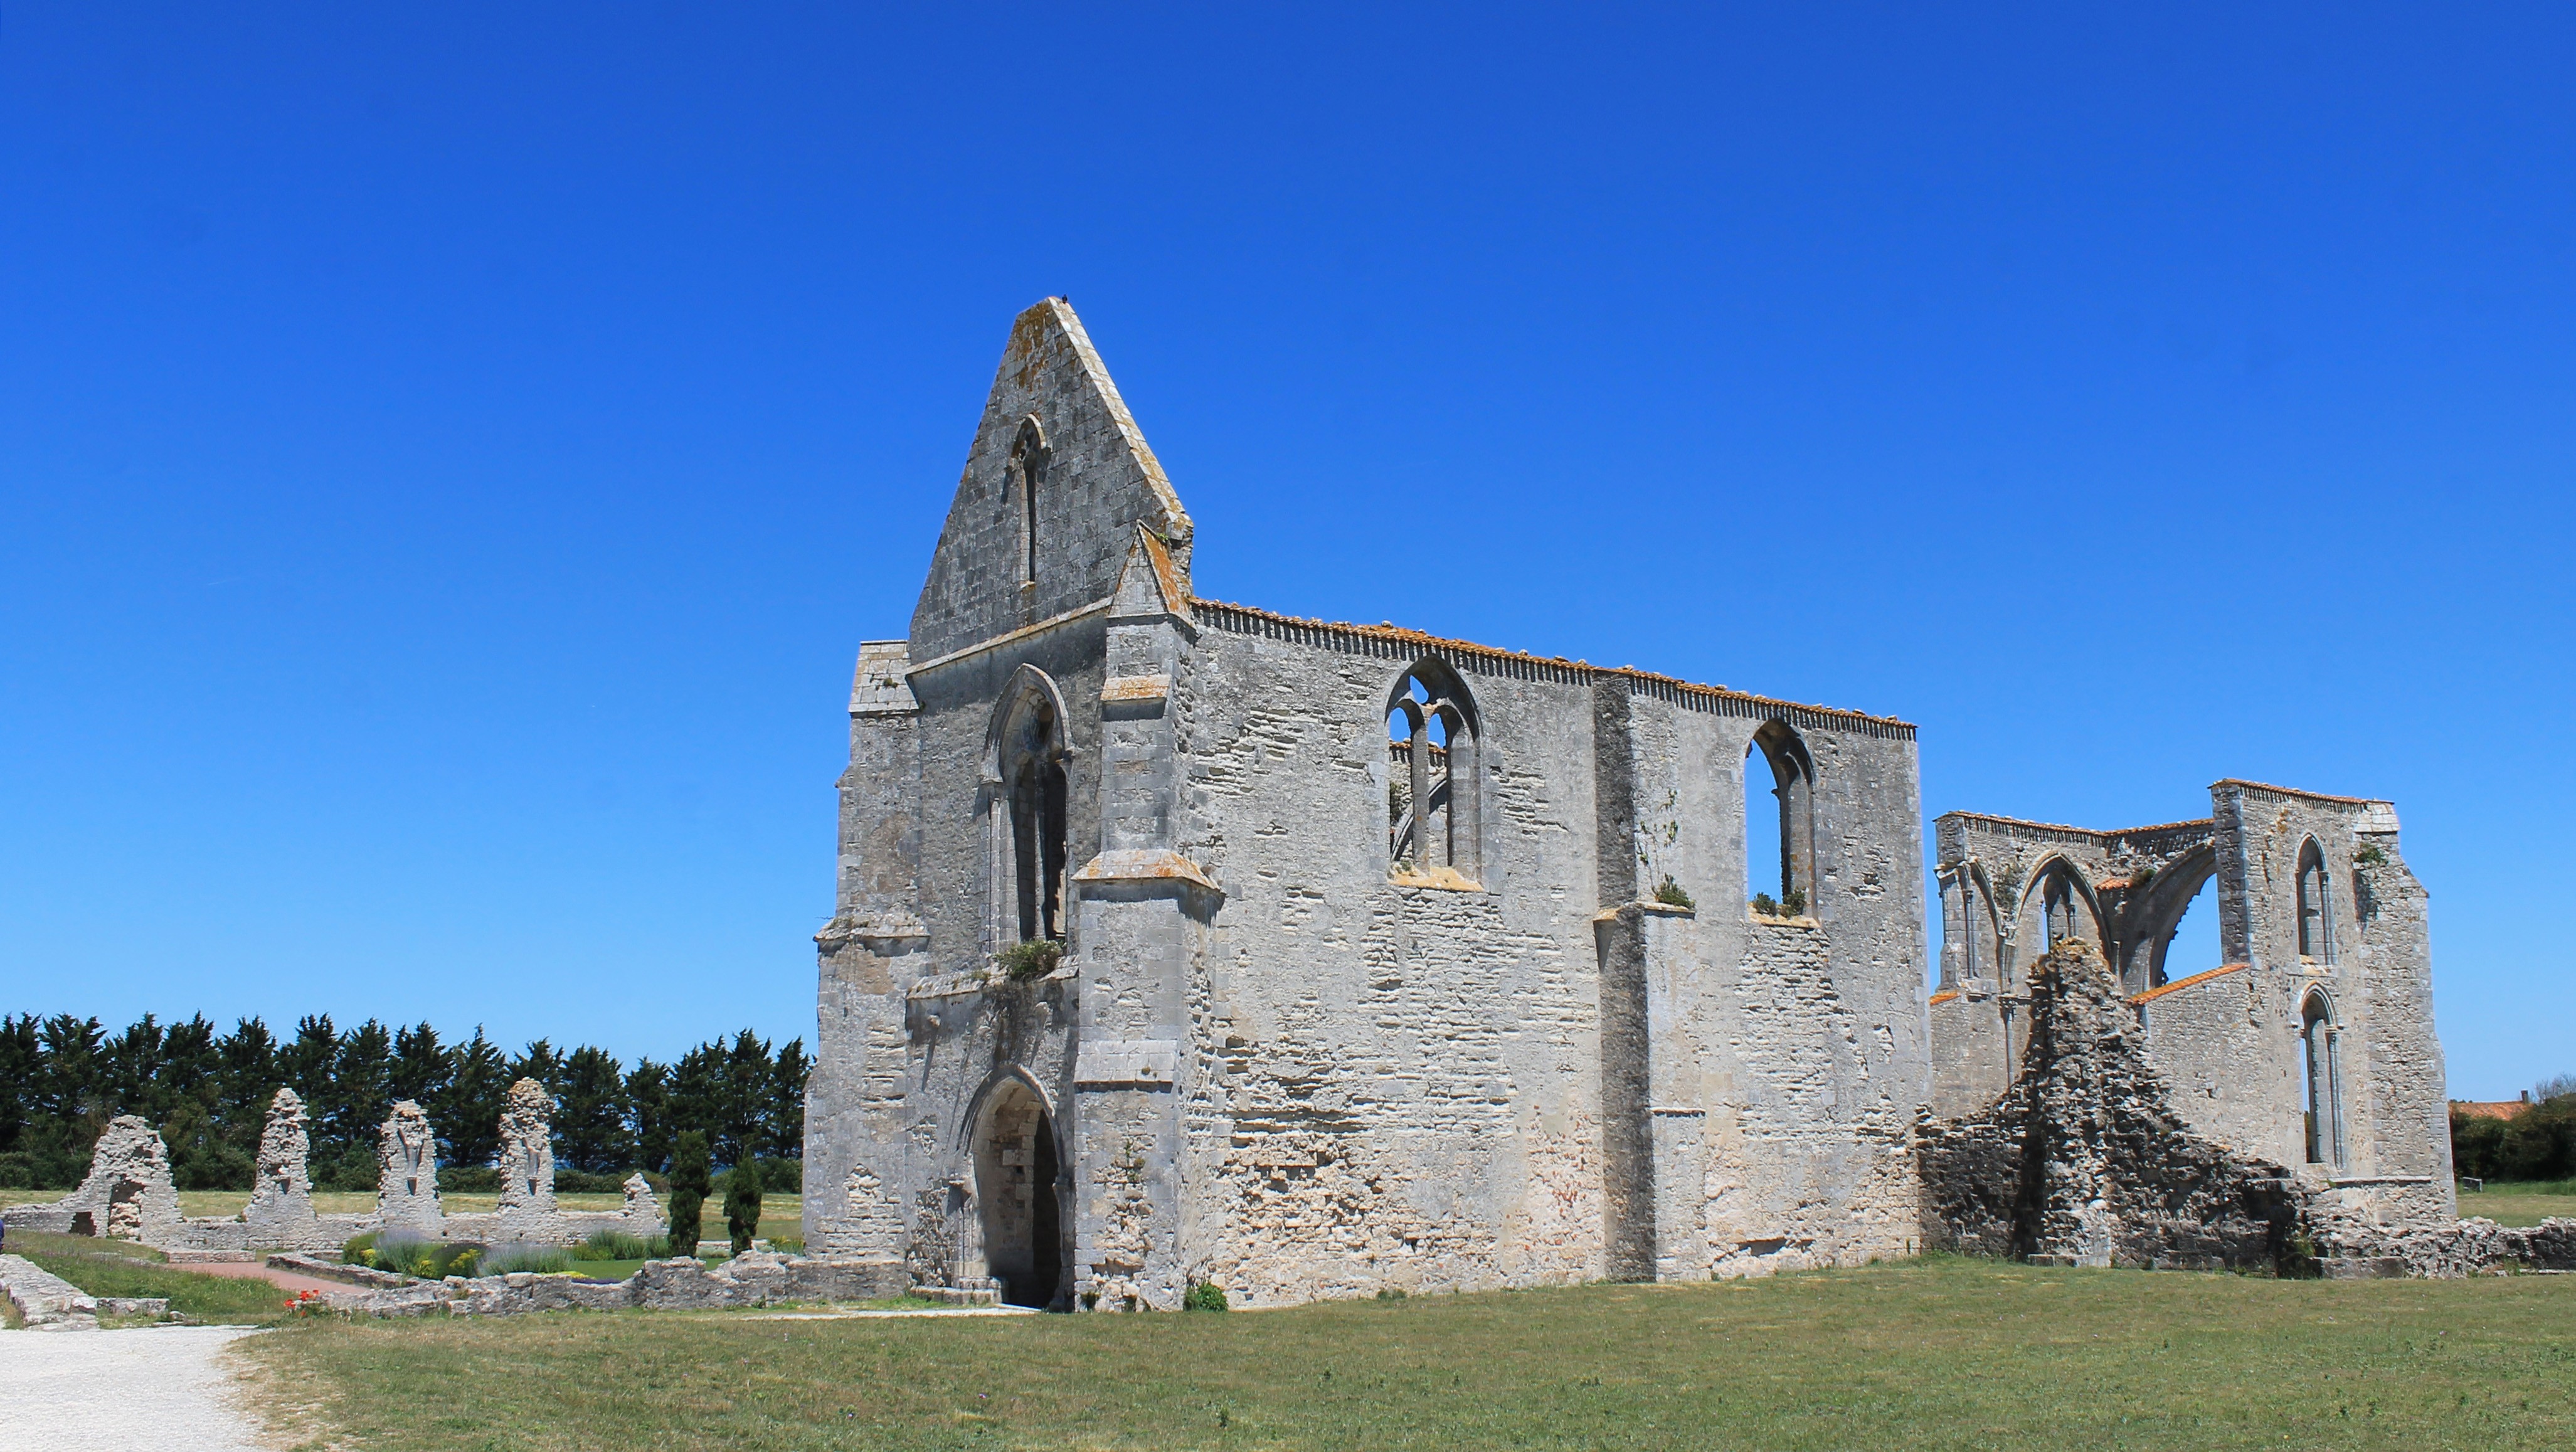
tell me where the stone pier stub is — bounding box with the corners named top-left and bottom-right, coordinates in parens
top-left (243, 1089), bottom-right (317, 1238)
top-left (377, 1098), bottom-right (444, 1237)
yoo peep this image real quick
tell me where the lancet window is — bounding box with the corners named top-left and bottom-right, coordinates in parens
top-left (2296, 838), bottom-right (2333, 963)
top-left (988, 667), bottom-right (1071, 947)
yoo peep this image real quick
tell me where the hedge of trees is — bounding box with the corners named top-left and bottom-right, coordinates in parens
top-left (2452, 1076), bottom-right (2576, 1184)
top-left (0, 1012), bottom-right (806, 1192)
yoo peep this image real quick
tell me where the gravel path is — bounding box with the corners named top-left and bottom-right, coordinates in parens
top-left (0, 1325), bottom-right (271, 1451)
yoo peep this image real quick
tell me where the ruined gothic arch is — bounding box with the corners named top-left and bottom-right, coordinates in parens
top-left (2121, 842), bottom-right (2219, 994)
top-left (962, 1067), bottom-right (1066, 1310)
top-left (1746, 720), bottom-right (1818, 909)
top-left (1006, 414), bottom-right (1049, 587)
top-left (1952, 859), bottom-right (2008, 982)
top-left (984, 664), bottom-right (1072, 949)
top-left (2013, 857), bottom-right (2104, 972)
top-left (1384, 656), bottom-right (1481, 882)
top-left (2299, 986), bottom-right (2346, 1167)
top-left (2296, 836), bottom-right (2335, 963)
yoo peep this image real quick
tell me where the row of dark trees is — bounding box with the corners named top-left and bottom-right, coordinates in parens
top-left (2452, 1078), bottom-right (2576, 1184)
top-left (0, 1012), bottom-right (807, 1192)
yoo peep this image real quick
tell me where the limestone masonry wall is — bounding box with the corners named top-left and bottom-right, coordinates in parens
top-left (805, 297), bottom-right (1936, 1310)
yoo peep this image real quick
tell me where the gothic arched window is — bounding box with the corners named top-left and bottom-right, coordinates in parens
top-left (2301, 989), bottom-right (2345, 1166)
top-left (1745, 721), bottom-right (1816, 914)
top-left (2296, 838), bottom-right (2333, 963)
top-left (987, 666), bottom-right (1070, 946)
top-left (1007, 415), bottom-right (1047, 588)
top-left (1386, 659), bottom-right (1480, 882)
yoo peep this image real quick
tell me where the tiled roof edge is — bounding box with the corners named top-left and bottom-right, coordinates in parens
top-left (1191, 598), bottom-right (1916, 736)
top-left (2130, 962), bottom-right (2250, 1005)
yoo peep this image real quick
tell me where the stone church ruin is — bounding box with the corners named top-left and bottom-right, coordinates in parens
top-left (799, 298), bottom-right (2547, 1310)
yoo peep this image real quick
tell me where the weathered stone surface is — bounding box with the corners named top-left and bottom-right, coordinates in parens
top-left (0, 1253), bottom-right (101, 1329)
top-left (494, 1078), bottom-right (560, 1242)
top-left (244, 1089), bottom-right (316, 1238)
top-left (806, 299), bottom-right (1929, 1310)
top-left (1919, 941), bottom-right (2301, 1271)
top-left (377, 1099), bottom-right (443, 1236)
top-left (1929, 785), bottom-right (2454, 1241)
top-left (0, 1115), bottom-right (183, 1241)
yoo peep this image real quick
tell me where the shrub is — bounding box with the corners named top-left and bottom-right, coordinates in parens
top-left (481, 1244), bottom-right (573, 1275)
top-left (1751, 893), bottom-right (1779, 918)
top-left (1184, 1280), bottom-right (1229, 1312)
top-left (343, 1231), bottom-right (484, 1279)
top-left (1652, 876), bottom-right (1695, 909)
top-left (438, 1167), bottom-right (501, 1194)
top-left (724, 1157), bottom-right (764, 1254)
top-left (667, 1131), bottom-right (710, 1259)
top-left (2454, 1096), bottom-right (2576, 1183)
top-left (999, 938), bottom-right (1065, 981)
top-left (573, 1230), bottom-right (653, 1262)
top-left (1783, 886), bottom-right (1807, 916)
top-left (2354, 842), bottom-right (2389, 867)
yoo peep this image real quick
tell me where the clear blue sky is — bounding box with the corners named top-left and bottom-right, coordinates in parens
top-left (3, 6), bottom-right (2567, 1094)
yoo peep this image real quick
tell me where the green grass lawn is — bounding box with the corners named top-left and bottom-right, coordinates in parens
top-left (238, 1256), bottom-right (2576, 1452)
top-left (10, 1227), bottom-right (300, 1325)
top-left (2460, 1179), bottom-right (2576, 1228)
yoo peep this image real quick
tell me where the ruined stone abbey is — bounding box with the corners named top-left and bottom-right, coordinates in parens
top-left (799, 299), bottom-right (2463, 1310)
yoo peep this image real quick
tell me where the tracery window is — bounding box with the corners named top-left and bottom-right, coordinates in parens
top-left (1386, 659), bottom-right (1480, 882)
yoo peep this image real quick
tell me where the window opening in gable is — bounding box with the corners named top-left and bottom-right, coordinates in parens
top-left (1009, 416), bottom-right (1047, 588)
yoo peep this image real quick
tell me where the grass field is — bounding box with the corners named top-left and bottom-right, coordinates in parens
top-left (238, 1256), bottom-right (2576, 1452)
top-left (9, 1227), bottom-right (300, 1325)
top-left (2459, 1179), bottom-right (2576, 1227)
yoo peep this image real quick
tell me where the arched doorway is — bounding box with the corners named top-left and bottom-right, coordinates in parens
top-left (972, 1079), bottom-right (1064, 1309)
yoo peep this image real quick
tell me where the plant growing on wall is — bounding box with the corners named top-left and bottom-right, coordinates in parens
top-left (1751, 892), bottom-right (1779, 918)
top-left (1783, 886), bottom-right (1807, 916)
top-left (1653, 876), bottom-right (1694, 909)
top-left (999, 939), bottom-right (1064, 981)
top-left (666, 1130), bottom-right (710, 1259)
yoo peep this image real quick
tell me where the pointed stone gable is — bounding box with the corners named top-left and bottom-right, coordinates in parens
top-left (909, 298), bottom-right (1191, 663)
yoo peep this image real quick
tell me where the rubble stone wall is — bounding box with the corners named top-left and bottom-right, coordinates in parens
top-left (1919, 941), bottom-right (2302, 1270)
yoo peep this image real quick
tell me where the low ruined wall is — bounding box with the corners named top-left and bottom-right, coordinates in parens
top-left (306, 1254), bottom-right (911, 1318)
